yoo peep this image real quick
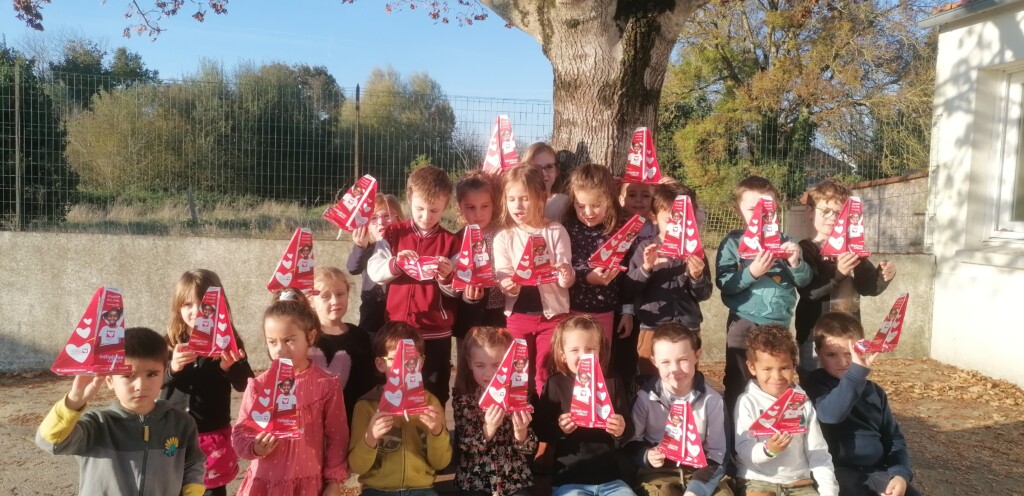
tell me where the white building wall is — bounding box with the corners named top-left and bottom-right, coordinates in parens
top-left (929, 3), bottom-right (1024, 386)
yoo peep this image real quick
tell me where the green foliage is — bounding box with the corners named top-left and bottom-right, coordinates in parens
top-left (0, 41), bottom-right (76, 226)
top-left (660, 0), bottom-right (935, 207)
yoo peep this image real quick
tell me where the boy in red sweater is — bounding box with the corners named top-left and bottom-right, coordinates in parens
top-left (368, 165), bottom-right (460, 406)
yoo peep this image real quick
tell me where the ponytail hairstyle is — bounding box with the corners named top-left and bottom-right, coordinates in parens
top-left (265, 289), bottom-right (322, 347)
top-left (167, 269), bottom-right (246, 352)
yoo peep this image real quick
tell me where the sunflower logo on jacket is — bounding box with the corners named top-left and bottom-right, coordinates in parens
top-left (164, 436), bottom-right (180, 456)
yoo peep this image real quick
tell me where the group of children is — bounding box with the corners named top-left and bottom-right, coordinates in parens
top-left (36, 144), bottom-right (918, 496)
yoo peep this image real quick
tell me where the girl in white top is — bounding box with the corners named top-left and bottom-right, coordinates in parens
top-left (493, 165), bottom-right (575, 395)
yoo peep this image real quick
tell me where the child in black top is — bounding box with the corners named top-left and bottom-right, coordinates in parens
top-left (346, 193), bottom-right (405, 336)
top-left (163, 269), bottom-right (253, 495)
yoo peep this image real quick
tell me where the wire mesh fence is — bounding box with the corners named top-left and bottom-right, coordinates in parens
top-left (1, 66), bottom-right (929, 253)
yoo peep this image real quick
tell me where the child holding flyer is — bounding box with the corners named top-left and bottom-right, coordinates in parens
top-left (37, 327), bottom-right (205, 496)
top-left (494, 165), bottom-right (575, 396)
top-left (232, 290), bottom-right (349, 496)
top-left (453, 327), bottom-right (537, 496)
top-left (626, 183), bottom-right (713, 379)
top-left (367, 165), bottom-right (461, 407)
top-left (310, 266), bottom-right (374, 420)
top-left (715, 176), bottom-right (811, 410)
top-left (349, 322), bottom-right (452, 495)
top-left (163, 269), bottom-right (253, 495)
top-left (535, 315), bottom-right (633, 495)
top-left (624, 323), bottom-right (732, 496)
top-left (453, 171), bottom-right (506, 345)
top-left (803, 312), bottom-right (919, 496)
top-left (348, 193), bottom-right (405, 336)
top-left (795, 179), bottom-right (897, 373)
top-left (563, 163), bottom-right (631, 343)
top-left (734, 325), bottom-right (837, 496)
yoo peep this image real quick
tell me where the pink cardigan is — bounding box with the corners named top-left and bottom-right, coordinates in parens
top-left (493, 222), bottom-right (575, 319)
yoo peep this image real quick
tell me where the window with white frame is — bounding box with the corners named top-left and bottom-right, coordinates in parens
top-left (993, 71), bottom-right (1024, 239)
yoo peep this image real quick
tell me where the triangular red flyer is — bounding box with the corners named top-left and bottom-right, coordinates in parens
top-left (738, 196), bottom-right (789, 260)
top-left (481, 115), bottom-right (519, 174)
top-left (243, 358), bottom-right (302, 439)
top-left (856, 293), bottom-right (909, 354)
top-left (323, 175), bottom-right (378, 232)
top-left (748, 387), bottom-right (809, 437)
top-left (821, 197), bottom-right (872, 259)
top-left (511, 233), bottom-right (558, 286)
top-left (589, 214), bottom-right (645, 272)
top-left (657, 401), bottom-right (708, 468)
top-left (623, 127), bottom-right (663, 184)
top-left (52, 286), bottom-right (132, 376)
top-left (399, 255), bottom-right (440, 281)
top-left (378, 339), bottom-right (430, 416)
top-left (846, 196), bottom-right (870, 258)
top-left (820, 198), bottom-right (851, 258)
top-left (659, 196), bottom-right (705, 259)
top-left (267, 227), bottom-right (314, 293)
top-left (183, 287), bottom-right (240, 358)
top-left (569, 353), bottom-right (615, 429)
top-left (453, 225), bottom-right (497, 291)
top-left (478, 338), bottom-right (533, 412)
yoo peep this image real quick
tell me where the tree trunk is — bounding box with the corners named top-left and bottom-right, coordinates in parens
top-left (484, 0), bottom-right (705, 174)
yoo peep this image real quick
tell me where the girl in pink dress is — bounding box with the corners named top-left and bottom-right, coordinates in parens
top-left (232, 290), bottom-right (349, 496)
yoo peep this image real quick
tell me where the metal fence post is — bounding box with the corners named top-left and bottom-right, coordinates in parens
top-left (354, 84), bottom-right (360, 179)
top-left (14, 61), bottom-right (22, 231)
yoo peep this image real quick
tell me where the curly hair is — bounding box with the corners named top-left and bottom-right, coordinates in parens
top-left (802, 178), bottom-right (851, 208)
top-left (745, 324), bottom-right (797, 365)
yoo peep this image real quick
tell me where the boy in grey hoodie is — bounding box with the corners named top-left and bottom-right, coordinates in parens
top-left (624, 323), bottom-right (733, 496)
top-left (37, 327), bottom-right (205, 496)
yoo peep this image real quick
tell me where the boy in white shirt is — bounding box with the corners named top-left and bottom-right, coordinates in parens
top-left (734, 324), bottom-right (838, 496)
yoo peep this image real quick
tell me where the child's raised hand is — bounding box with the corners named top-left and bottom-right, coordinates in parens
top-left (395, 250), bottom-right (419, 265)
top-left (464, 285), bottom-right (485, 302)
top-left (170, 344), bottom-right (197, 373)
top-left (252, 431), bottom-right (279, 456)
top-left (483, 404), bottom-right (505, 441)
top-left (641, 244), bottom-right (659, 272)
top-left (219, 348), bottom-right (246, 372)
top-left (605, 413), bottom-right (627, 438)
top-left (555, 263), bottom-right (573, 283)
top-left (418, 405), bottom-right (445, 436)
top-left (883, 475), bottom-right (908, 496)
top-left (511, 411), bottom-right (532, 443)
top-left (836, 252), bottom-right (861, 276)
top-left (586, 267), bottom-right (618, 286)
top-left (352, 225), bottom-right (371, 248)
top-left (363, 411), bottom-right (394, 448)
top-left (781, 241), bottom-right (802, 268)
top-left (66, 375), bottom-right (103, 411)
top-left (557, 412), bottom-right (578, 435)
top-left (880, 260), bottom-right (897, 282)
top-left (765, 432), bottom-right (793, 455)
top-left (646, 447), bottom-right (666, 468)
top-left (749, 250), bottom-right (774, 279)
top-left (434, 257), bottom-right (454, 280)
top-left (848, 340), bottom-right (879, 370)
top-left (685, 255), bottom-right (705, 280)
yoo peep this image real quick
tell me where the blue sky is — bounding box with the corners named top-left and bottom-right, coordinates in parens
top-left (1, 0), bottom-right (555, 101)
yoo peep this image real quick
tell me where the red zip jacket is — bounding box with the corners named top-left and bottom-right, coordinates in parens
top-left (367, 220), bottom-right (460, 340)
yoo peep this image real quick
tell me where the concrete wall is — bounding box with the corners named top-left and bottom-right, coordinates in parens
top-left (926, 3), bottom-right (1024, 386)
top-left (0, 230), bottom-right (934, 372)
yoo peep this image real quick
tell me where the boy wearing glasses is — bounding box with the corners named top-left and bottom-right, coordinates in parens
top-left (795, 179), bottom-right (897, 374)
top-left (349, 322), bottom-right (451, 494)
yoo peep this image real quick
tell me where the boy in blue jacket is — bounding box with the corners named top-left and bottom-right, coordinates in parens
top-left (803, 312), bottom-right (920, 496)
